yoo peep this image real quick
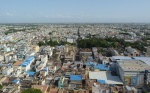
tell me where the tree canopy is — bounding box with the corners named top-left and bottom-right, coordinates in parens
top-left (38, 39), bottom-right (58, 47)
top-left (21, 88), bottom-right (42, 93)
top-left (77, 37), bottom-right (147, 51)
top-left (0, 84), bottom-right (3, 89)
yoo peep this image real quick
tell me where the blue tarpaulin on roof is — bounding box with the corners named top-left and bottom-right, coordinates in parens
top-left (94, 64), bottom-right (110, 71)
top-left (86, 62), bottom-right (95, 66)
top-left (12, 79), bottom-right (18, 83)
top-left (19, 56), bottom-right (35, 67)
top-left (97, 79), bottom-right (106, 84)
top-left (26, 71), bottom-right (35, 76)
top-left (70, 75), bottom-right (82, 81)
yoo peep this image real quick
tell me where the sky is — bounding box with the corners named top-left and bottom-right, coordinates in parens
top-left (0, 0), bottom-right (150, 23)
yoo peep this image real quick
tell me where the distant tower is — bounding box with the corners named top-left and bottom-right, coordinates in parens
top-left (77, 28), bottom-right (80, 38)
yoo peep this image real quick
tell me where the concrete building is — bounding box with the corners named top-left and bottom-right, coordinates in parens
top-left (32, 45), bottom-right (40, 52)
top-left (19, 56), bottom-right (35, 71)
top-left (125, 47), bottom-right (139, 57)
top-left (80, 48), bottom-right (92, 56)
top-left (67, 38), bottom-right (74, 43)
top-left (0, 55), bottom-right (4, 61)
top-left (111, 50), bottom-right (119, 56)
top-left (2, 66), bottom-right (13, 76)
top-left (116, 59), bottom-right (150, 88)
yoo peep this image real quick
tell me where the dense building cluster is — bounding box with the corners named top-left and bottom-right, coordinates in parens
top-left (0, 24), bottom-right (150, 93)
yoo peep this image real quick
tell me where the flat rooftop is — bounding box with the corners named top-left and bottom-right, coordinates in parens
top-left (111, 56), bottom-right (132, 61)
top-left (133, 57), bottom-right (150, 66)
top-left (13, 60), bottom-right (22, 66)
top-left (89, 71), bottom-right (123, 85)
top-left (80, 48), bottom-right (92, 52)
top-left (117, 59), bottom-right (150, 71)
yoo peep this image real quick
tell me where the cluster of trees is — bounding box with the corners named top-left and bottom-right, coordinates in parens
top-left (60, 41), bottom-right (76, 46)
top-left (21, 88), bottom-right (42, 93)
top-left (5, 29), bottom-right (26, 35)
top-left (142, 37), bottom-right (150, 41)
top-left (38, 39), bottom-right (76, 47)
top-left (78, 37), bottom-right (146, 51)
top-left (38, 39), bottom-right (58, 47)
top-left (78, 37), bottom-right (124, 48)
top-left (119, 32), bottom-right (131, 35)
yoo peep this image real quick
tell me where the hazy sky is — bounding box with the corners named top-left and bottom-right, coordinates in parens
top-left (0, 0), bottom-right (150, 23)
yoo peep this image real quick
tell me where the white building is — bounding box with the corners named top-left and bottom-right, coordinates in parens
top-left (13, 66), bottom-right (22, 77)
top-left (41, 55), bottom-right (48, 63)
top-left (20, 56), bottom-right (35, 71)
top-left (2, 66), bottom-right (13, 76)
top-left (0, 55), bottom-right (4, 61)
top-left (67, 38), bottom-right (74, 43)
top-left (35, 55), bottom-right (48, 72)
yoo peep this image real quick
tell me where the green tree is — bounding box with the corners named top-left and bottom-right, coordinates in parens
top-left (21, 88), bottom-right (42, 93)
top-left (142, 90), bottom-right (148, 93)
top-left (0, 84), bottom-right (3, 89)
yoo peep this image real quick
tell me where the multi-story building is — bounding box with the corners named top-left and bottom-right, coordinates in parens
top-left (116, 59), bottom-right (150, 88)
top-left (19, 56), bottom-right (35, 71)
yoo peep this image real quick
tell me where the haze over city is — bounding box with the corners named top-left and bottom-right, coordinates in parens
top-left (0, 0), bottom-right (150, 23)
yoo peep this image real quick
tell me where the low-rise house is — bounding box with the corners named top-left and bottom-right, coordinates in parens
top-left (2, 66), bottom-right (13, 76)
top-left (92, 83), bottom-right (109, 93)
top-left (69, 75), bottom-right (82, 89)
top-left (35, 55), bottom-right (48, 72)
top-left (32, 45), bottom-right (40, 53)
top-left (58, 76), bottom-right (69, 89)
top-left (124, 47), bottom-right (140, 57)
top-left (80, 48), bottom-right (92, 56)
top-left (19, 56), bottom-right (35, 71)
top-left (2, 84), bottom-right (20, 93)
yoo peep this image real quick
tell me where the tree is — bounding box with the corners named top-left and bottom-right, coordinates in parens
top-left (0, 84), bottom-right (3, 89)
top-left (21, 88), bottom-right (42, 93)
top-left (142, 90), bottom-right (148, 93)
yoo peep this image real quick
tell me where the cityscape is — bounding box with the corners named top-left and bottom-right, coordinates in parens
top-left (0, 0), bottom-right (150, 93)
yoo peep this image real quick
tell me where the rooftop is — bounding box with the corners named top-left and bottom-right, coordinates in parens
top-left (89, 71), bottom-right (123, 85)
top-left (94, 64), bottom-right (110, 71)
top-left (111, 56), bottom-right (132, 61)
top-left (19, 56), bottom-right (35, 67)
top-left (26, 71), bottom-right (35, 76)
top-left (70, 75), bottom-right (82, 81)
top-left (80, 48), bottom-right (92, 52)
top-left (117, 59), bottom-right (150, 71)
top-left (13, 60), bottom-right (22, 66)
top-left (133, 57), bottom-right (150, 66)
top-left (86, 62), bottom-right (95, 66)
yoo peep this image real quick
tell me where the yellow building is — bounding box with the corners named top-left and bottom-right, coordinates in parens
top-left (32, 45), bottom-right (39, 52)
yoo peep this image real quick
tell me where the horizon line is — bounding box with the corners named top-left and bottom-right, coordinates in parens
top-left (0, 22), bottom-right (150, 24)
